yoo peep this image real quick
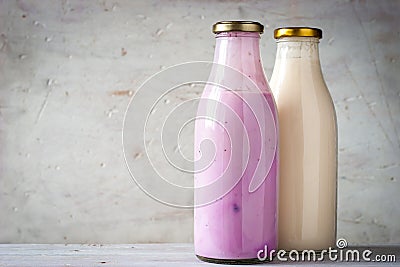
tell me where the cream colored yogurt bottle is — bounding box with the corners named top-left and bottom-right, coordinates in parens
top-left (269, 27), bottom-right (337, 251)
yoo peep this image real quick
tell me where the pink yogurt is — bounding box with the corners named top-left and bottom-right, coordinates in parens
top-left (194, 31), bottom-right (279, 262)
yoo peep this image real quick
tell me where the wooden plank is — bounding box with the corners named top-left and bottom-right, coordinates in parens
top-left (0, 244), bottom-right (399, 266)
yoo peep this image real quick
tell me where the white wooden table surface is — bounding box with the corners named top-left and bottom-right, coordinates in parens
top-left (0, 244), bottom-right (399, 266)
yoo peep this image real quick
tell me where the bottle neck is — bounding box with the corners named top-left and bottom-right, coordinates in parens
top-left (274, 37), bottom-right (321, 59)
top-left (213, 32), bottom-right (266, 84)
top-left (271, 37), bottom-right (323, 77)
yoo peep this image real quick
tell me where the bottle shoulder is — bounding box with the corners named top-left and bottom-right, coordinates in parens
top-left (271, 69), bottom-right (332, 102)
top-left (272, 80), bottom-right (335, 122)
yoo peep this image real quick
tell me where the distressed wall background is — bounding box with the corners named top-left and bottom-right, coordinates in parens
top-left (0, 0), bottom-right (399, 244)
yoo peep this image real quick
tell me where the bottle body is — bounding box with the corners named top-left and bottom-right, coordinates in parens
top-left (194, 30), bottom-right (279, 262)
top-left (270, 36), bottom-right (337, 251)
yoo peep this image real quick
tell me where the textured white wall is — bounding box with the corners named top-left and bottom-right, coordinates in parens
top-left (0, 0), bottom-right (399, 244)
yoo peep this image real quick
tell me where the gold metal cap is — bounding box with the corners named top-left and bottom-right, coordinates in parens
top-left (274, 27), bottom-right (322, 39)
top-left (212, 21), bottom-right (264, 34)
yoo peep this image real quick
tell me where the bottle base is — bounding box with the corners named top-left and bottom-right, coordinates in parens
top-left (196, 254), bottom-right (270, 265)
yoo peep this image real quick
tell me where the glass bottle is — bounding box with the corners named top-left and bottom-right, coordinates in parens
top-left (194, 21), bottom-right (279, 264)
top-left (269, 27), bottom-right (337, 251)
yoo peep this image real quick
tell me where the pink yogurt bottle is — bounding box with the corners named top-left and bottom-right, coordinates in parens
top-left (194, 21), bottom-right (279, 264)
